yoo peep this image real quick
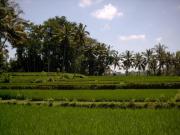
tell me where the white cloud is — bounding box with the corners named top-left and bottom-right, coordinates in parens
top-left (119, 34), bottom-right (146, 41)
top-left (79, 0), bottom-right (92, 7)
top-left (92, 3), bottom-right (123, 20)
top-left (79, 0), bottom-right (103, 8)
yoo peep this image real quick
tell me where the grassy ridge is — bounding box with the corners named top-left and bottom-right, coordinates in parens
top-left (0, 89), bottom-right (178, 102)
top-left (1, 73), bottom-right (180, 89)
top-left (0, 104), bottom-right (180, 135)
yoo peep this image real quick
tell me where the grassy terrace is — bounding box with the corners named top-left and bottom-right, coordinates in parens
top-left (0, 89), bottom-right (179, 102)
top-left (0, 73), bottom-right (180, 89)
top-left (0, 104), bottom-right (180, 135)
top-left (0, 73), bottom-right (180, 134)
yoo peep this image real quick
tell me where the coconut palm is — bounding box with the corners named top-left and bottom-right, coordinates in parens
top-left (109, 50), bottom-right (120, 70)
top-left (61, 23), bottom-right (72, 72)
top-left (174, 51), bottom-right (180, 75)
top-left (153, 43), bottom-right (167, 75)
top-left (0, 0), bottom-right (27, 71)
top-left (134, 52), bottom-right (146, 76)
top-left (74, 23), bottom-right (89, 49)
top-left (142, 49), bottom-right (153, 75)
top-left (164, 51), bottom-right (174, 75)
top-left (149, 55), bottom-right (158, 75)
top-left (121, 50), bottom-right (134, 76)
top-left (0, 0), bottom-right (27, 48)
top-left (73, 23), bottom-right (89, 73)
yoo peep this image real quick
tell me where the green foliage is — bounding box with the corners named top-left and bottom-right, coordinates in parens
top-left (0, 73), bottom-right (11, 83)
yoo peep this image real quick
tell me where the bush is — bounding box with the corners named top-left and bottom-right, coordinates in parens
top-left (47, 77), bottom-right (54, 82)
top-left (0, 73), bottom-right (11, 83)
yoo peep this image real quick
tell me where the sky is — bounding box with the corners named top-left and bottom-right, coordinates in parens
top-left (11, 0), bottom-right (180, 57)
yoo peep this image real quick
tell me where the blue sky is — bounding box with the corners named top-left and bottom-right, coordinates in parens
top-left (14, 0), bottom-right (180, 55)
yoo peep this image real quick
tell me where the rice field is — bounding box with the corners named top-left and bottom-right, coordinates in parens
top-left (1, 73), bottom-right (180, 89)
top-left (0, 89), bottom-right (179, 102)
top-left (0, 104), bottom-right (180, 135)
top-left (0, 73), bottom-right (180, 134)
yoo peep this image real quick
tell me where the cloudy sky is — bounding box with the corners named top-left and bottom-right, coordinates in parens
top-left (15, 0), bottom-right (180, 53)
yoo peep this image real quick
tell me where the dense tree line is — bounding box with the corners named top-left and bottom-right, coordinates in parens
top-left (0, 0), bottom-right (114, 75)
top-left (119, 46), bottom-right (180, 76)
top-left (0, 0), bottom-right (180, 76)
top-left (9, 17), bottom-right (115, 75)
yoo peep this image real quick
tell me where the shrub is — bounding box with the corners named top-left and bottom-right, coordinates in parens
top-left (0, 73), bottom-right (11, 83)
top-left (47, 77), bottom-right (54, 82)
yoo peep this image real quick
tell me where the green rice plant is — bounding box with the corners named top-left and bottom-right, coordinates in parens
top-left (1, 73), bottom-right (180, 89)
top-left (0, 104), bottom-right (180, 135)
top-left (0, 89), bottom-right (177, 102)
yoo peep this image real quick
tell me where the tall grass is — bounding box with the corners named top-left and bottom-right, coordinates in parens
top-left (0, 104), bottom-right (179, 135)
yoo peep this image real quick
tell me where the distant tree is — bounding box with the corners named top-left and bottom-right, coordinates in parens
top-left (0, 47), bottom-right (8, 72)
top-left (149, 55), bottom-right (158, 75)
top-left (109, 50), bottom-right (120, 70)
top-left (164, 51), bottom-right (174, 75)
top-left (74, 23), bottom-right (89, 51)
top-left (121, 50), bottom-right (134, 76)
top-left (174, 51), bottom-right (180, 75)
top-left (73, 23), bottom-right (89, 73)
top-left (134, 52), bottom-right (146, 75)
top-left (154, 43), bottom-right (167, 75)
top-left (143, 49), bottom-right (153, 75)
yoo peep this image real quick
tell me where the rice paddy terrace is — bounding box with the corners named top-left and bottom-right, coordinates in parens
top-left (0, 72), bottom-right (180, 135)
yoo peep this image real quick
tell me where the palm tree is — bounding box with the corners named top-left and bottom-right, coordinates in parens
top-left (174, 51), bottom-right (180, 75)
top-left (0, 0), bottom-right (27, 72)
top-left (61, 23), bottom-right (72, 72)
top-left (72, 23), bottom-right (89, 74)
top-left (142, 49), bottom-right (153, 75)
top-left (121, 50), bottom-right (134, 76)
top-left (164, 51), bottom-right (174, 75)
top-left (0, 46), bottom-right (8, 71)
top-left (0, 0), bottom-right (27, 49)
top-left (154, 43), bottom-right (167, 75)
top-left (149, 55), bottom-right (158, 75)
top-left (74, 23), bottom-right (89, 49)
top-left (134, 52), bottom-right (146, 76)
top-left (109, 50), bottom-right (120, 70)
